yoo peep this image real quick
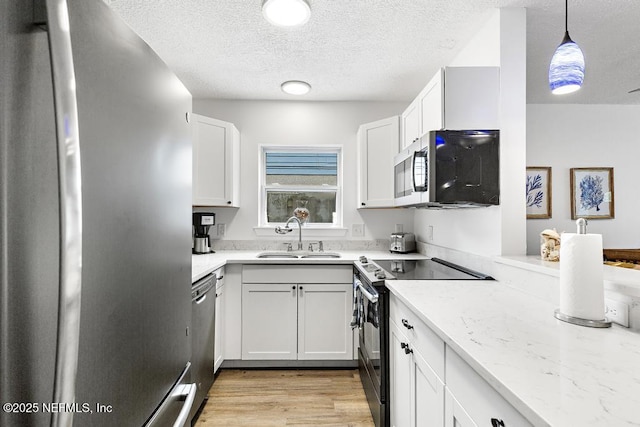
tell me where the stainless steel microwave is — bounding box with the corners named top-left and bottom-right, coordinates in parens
top-left (394, 130), bottom-right (500, 207)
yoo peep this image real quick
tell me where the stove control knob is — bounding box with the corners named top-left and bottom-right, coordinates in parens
top-left (359, 256), bottom-right (368, 263)
top-left (375, 270), bottom-right (386, 279)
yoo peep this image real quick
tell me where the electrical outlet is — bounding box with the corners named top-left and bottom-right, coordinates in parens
top-left (605, 299), bottom-right (629, 327)
top-left (218, 223), bottom-right (226, 237)
top-left (352, 224), bottom-right (364, 237)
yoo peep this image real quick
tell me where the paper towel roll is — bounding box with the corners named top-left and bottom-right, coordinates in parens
top-left (559, 233), bottom-right (605, 320)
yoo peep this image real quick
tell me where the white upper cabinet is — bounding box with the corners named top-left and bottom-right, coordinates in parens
top-left (419, 68), bottom-right (445, 135)
top-left (357, 116), bottom-right (399, 209)
top-left (192, 114), bottom-right (240, 207)
top-left (400, 66), bottom-right (499, 150)
top-left (401, 100), bottom-right (421, 149)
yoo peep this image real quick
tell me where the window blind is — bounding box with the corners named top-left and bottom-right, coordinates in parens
top-left (266, 153), bottom-right (337, 176)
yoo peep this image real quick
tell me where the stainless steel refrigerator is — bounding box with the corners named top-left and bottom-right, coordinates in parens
top-left (1, 1), bottom-right (194, 426)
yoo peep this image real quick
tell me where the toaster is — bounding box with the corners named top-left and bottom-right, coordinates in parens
top-left (390, 232), bottom-right (416, 253)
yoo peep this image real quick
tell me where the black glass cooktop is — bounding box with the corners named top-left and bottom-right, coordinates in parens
top-left (374, 258), bottom-right (493, 280)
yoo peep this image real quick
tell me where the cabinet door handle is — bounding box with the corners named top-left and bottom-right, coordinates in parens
top-left (400, 342), bottom-right (413, 355)
top-left (401, 319), bottom-right (414, 330)
top-left (491, 419), bottom-right (505, 427)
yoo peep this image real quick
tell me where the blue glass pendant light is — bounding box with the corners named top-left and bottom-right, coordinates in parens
top-left (549, 0), bottom-right (585, 94)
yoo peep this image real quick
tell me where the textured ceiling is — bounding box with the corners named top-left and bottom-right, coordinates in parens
top-left (109, 0), bottom-right (640, 104)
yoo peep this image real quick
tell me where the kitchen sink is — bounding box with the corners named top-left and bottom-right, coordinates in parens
top-left (255, 251), bottom-right (341, 259)
top-left (299, 252), bottom-right (341, 258)
top-left (256, 251), bottom-right (299, 259)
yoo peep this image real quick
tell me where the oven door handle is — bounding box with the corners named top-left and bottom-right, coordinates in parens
top-left (356, 280), bottom-right (378, 304)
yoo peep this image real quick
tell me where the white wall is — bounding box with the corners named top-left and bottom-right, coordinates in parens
top-left (526, 104), bottom-right (640, 254)
top-left (193, 9), bottom-right (528, 254)
top-left (192, 99), bottom-right (414, 241)
top-left (414, 8), bottom-right (527, 257)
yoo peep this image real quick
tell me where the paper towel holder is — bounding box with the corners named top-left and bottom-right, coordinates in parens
top-left (554, 218), bottom-right (612, 328)
top-left (576, 218), bottom-right (587, 234)
top-left (554, 309), bottom-right (611, 328)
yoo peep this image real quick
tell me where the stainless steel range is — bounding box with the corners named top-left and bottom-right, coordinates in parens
top-left (352, 257), bottom-right (493, 427)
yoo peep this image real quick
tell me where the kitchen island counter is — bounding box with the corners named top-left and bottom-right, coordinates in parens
top-left (386, 279), bottom-right (640, 426)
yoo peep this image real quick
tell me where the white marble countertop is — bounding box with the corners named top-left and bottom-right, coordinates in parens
top-left (191, 250), bottom-right (427, 282)
top-left (386, 279), bottom-right (640, 426)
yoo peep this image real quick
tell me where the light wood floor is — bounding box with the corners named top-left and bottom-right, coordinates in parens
top-left (194, 369), bottom-right (375, 426)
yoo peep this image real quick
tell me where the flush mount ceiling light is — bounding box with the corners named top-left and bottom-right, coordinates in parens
top-left (281, 80), bottom-right (311, 95)
top-left (262, 0), bottom-right (311, 27)
top-left (548, 0), bottom-right (585, 95)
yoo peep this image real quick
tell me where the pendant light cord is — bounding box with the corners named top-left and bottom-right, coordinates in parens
top-left (562, 0), bottom-right (571, 43)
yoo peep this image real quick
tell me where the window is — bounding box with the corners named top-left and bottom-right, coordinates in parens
top-left (261, 147), bottom-right (342, 227)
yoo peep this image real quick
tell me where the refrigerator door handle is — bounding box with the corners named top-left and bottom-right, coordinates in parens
top-left (43, 1), bottom-right (84, 426)
top-left (145, 363), bottom-right (196, 427)
top-left (172, 383), bottom-right (197, 427)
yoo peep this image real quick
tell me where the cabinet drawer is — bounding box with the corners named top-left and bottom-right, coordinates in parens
top-left (243, 265), bottom-right (352, 284)
top-left (446, 349), bottom-right (532, 427)
top-left (389, 294), bottom-right (444, 380)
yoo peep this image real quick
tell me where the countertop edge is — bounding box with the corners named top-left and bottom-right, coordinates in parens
top-left (191, 250), bottom-right (427, 282)
top-left (495, 255), bottom-right (640, 296)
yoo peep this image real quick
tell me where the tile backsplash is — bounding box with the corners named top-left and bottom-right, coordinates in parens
top-left (210, 239), bottom-right (390, 252)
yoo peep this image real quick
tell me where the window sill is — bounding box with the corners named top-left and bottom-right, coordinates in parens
top-left (253, 226), bottom-right (348, 238)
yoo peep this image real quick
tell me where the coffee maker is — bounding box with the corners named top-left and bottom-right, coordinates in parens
top-left (192, 212), bottom-right (215, 254)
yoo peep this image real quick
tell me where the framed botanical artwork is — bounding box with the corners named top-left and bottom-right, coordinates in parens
top-left (526, 167), bottom-right (552, 219)
top-left (570, 167), bottom-right (615, 219)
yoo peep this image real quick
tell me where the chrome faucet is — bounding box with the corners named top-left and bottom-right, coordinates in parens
top-left (307, 241), bottom-right (324, 252)
top-left (275, 216), bottom-right (303, 250)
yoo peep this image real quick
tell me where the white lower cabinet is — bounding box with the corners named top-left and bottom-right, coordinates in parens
top-left (414, 350), bottom-right (445, 426)
top-left (390, 319), bottom-right (444, 427)
top-left (213, 267), bottom-right (225, 372)
top-left (445, 350), bottom-right (532, 427)
top-left (297, 283), bottom-right (353, 360)
top-left (444, 388), bottom-right (477, 427)
top-left (389, 294), bottom-right (531, 427)
top-left (242, 283), bottom-right (298, 360)
top-left (241, 265), bottom-right (353, 361)
top-left (390, 320), bottom-right (412, 427)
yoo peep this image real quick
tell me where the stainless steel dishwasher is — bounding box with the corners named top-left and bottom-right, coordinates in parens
top-left (189, 273), bottom-right (217, 423)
